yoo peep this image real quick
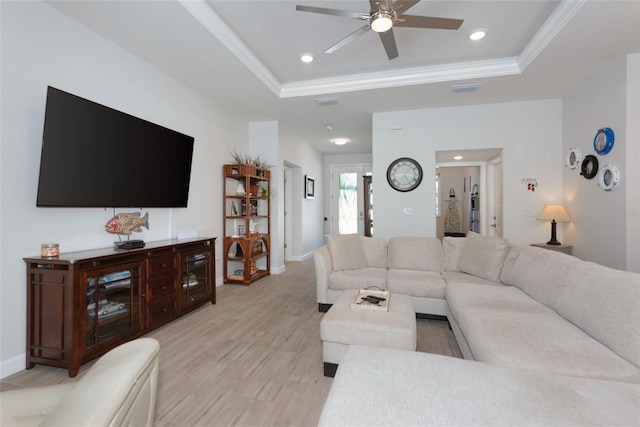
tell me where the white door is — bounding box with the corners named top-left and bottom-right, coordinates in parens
top-left (492, 159), bottom-right (503, 238)
top-left (284, 166), bottom-right (292, 260)
top-left (330, 165), bottom-right (369, 235)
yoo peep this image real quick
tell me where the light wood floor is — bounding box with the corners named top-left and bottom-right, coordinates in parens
top-left (1, 259), bottom-right (461, 426)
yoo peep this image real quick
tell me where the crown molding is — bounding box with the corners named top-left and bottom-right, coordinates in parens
top-left (517, 0), bottom-right (586, 70)
top-left (177, 0), bottom-right (281, 95)
top-left (279, 58), bottom-right (521, 98)
top-left (180, 0), bottom-right (582, 99)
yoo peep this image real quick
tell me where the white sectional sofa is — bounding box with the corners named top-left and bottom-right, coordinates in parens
top-left (315, 232), bottom-right (640, 425)
top-left (314, 235), bottom-right (449, 317)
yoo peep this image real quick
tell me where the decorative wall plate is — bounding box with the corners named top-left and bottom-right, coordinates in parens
top-left (580, 155), bottom-right (599, 179)
top-left (598, 164), bottom-right (620, 191)
top-left (594, 127), bottom-right (615, 155)
top-left (565, 147), bottom-right (582, 169)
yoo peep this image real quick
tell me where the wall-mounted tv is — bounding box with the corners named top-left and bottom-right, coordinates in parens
top-left (36, 86), bottom-right (195, 208)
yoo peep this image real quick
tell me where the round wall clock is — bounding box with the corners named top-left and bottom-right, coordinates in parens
top-left (580, 155), bottom-right (599, 179)
top-left (386, 157), bottom-right (423, 192)
top-left (598, 164), bottom-right (620, 191)
top-left (594, 128), bottom-right (615, 155)
top-left (565, 147), bottom-right (582, 170)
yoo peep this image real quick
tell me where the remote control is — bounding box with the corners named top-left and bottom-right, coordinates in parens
top-left (366, 295), bottom-right (386, 301)
top-left (361, 297), bottom-right (380, 304)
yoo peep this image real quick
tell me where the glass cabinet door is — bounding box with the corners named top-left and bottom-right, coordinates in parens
top-left (84, 262), bottom-right (142, 348)
top-left (181, 249), bottom-right (212, 308)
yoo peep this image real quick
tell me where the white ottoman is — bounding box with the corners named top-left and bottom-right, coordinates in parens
top-left (320, 289), bottom-right (416, 377)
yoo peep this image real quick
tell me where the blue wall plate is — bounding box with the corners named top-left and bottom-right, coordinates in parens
top-left (593, 127), bottom-right (615, 155)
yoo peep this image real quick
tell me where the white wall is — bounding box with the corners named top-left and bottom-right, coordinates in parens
top-left (563, 55), bottom-right (638, 270)
top-left (0, 1), bottom-right (246, 377)
top-left (249, 121), bottom-right (282, 271)
top-left (372, 100), bottom-right (563, 244)
top-left (279, 130), bottom-right (325, 259)
top-left (626, 54), bottom-right (640, 273)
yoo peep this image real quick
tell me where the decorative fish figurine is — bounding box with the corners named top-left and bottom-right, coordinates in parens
top-left (105, 212), bottom-right (149, 235)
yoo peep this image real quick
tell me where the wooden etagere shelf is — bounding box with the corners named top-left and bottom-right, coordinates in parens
top-left (223, 164), bottom-right (271, 285)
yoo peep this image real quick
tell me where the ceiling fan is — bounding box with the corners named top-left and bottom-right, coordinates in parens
top-left (296, 0), bottom-right (463, 60)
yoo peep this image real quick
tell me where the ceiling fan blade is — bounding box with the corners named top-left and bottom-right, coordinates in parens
top-left (378, 28), bottom-right (399, 60)
top-left (396, 15), bottom-right (463, 30)
top-left (325, 24), bottom-right (371, 54)
top-left (296, 5), bottom-right (367, 20)
top-left (388, 0), bottom-right (420, 14)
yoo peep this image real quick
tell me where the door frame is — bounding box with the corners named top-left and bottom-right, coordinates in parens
top-left (329, 164), bottom-right (372, 235)
top-left (436, 161), bottom-right (488, 236)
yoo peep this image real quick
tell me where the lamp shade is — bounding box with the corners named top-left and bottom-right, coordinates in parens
top-left (537, 204), bottom-right (571, 222)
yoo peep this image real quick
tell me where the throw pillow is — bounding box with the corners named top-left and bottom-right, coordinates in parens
top-left (327, 234), bottom-right (367, 271)
top-left (457, 231), bottom-right (509, 282)
top-left (442, 236), bottom-right (466, 272)
top-left (360, 236), bottom-right (388, 268)
top-left (388, 237), bottom-right (444, 272)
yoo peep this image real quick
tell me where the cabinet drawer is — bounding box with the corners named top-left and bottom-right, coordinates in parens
top-left (147, 276), bottom-right (176, 301)
top-left (147, 254), bottom-right (176, 277)
top-left (147, 298), bottom-right (178, 328)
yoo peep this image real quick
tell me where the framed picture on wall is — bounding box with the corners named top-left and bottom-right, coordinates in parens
top-left (305, 175), bottom-right (315, 199)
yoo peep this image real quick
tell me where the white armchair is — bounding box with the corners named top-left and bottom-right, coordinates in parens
top-left (1, 338), bottom-right (160, 427)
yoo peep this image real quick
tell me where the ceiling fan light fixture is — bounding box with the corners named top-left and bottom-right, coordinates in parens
top-left (370, 11), bottom-right (393, 33)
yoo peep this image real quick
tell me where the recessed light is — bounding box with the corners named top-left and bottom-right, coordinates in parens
top-left (454, 155), bottom-right (463, 160)
top-left (333, 138), bottom-right (349, 145)
top-left (300, 53), bottom-right (314, 63)
top-left (469, 29), bottom-right (486, 41)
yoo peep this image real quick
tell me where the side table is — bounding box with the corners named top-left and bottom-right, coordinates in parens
top-left (530, 243), bottom-right (572, 255)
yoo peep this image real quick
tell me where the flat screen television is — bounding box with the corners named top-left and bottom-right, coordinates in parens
top-left (36, 86), bottom-right (195, 208)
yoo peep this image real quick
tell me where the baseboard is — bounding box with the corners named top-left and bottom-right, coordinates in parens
top-left (324, 362), bottom-right (338, 378)
top-left (1, 353), bottom-right (26, 379)
top-left (271, 264), bottom-right (286, 274)
top-left (318, 303), bottom-right (332, 313)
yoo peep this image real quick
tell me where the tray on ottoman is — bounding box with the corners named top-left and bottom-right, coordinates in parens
top-left (350, 289), bottom-right (390, 311)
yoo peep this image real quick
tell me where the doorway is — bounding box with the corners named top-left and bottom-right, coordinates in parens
top-left (436, 149), bottom-right (502, 239)
top-left (330, 165), bottom-right (372, 235)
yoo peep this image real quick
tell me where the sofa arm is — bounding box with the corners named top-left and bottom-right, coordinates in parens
top-left (314, 246), bottom-right (333, 305)
top-left (1, 383), bottom-right (73, 422)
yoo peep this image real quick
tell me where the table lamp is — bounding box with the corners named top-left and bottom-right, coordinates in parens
top-left (537, 204), bottom-right (571, 245)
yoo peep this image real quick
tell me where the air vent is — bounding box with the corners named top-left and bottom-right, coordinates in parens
top-left (452, 83), bottom-right (482, 93)
top-left (315, 97), bottom-right (339, 106)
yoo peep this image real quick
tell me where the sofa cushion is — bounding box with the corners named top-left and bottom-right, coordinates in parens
top-left (448, 282), bottom-right (640, 383)
top-left (319, 345), bottom-right (640, 427)
top-left (443, 271), bottom-right (502, 288)
top-left (388, 237), bottom-right (444, 272)
top-left (557, 262), bottom-right (640, 370)
top-left (457, 231), bottom-right (509, 282)
top-left (387, 270), bottom-right (446, 299)
top-left (442, 236), bottom-right (466, 272)
top-left (328, 268), bottom-right (387, 291)
top-left (327, 234), bottom-right (366, 271)
top-left (510, 245), bottom-right (582, 310)
top-left (360, 236), bottom-right (388, 268)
